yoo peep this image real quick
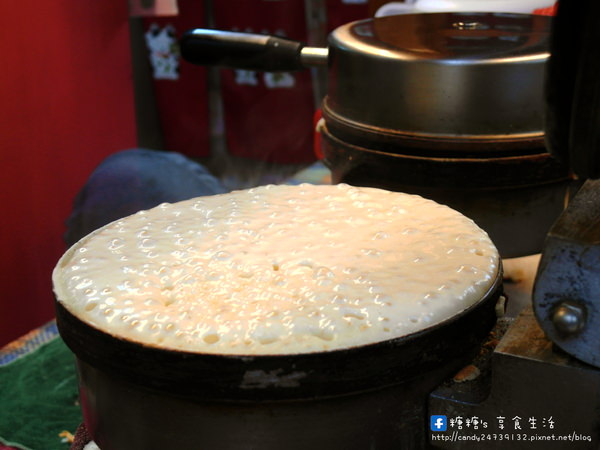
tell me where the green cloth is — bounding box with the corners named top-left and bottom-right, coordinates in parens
top-left (0, 337), bottom-right (82, 450)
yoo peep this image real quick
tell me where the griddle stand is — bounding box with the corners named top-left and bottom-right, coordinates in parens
top-left (429, 306), bottom-right (600, 448)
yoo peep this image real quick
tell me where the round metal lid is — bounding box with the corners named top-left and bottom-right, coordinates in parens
top-left (325, 12), bottom-right (551, 147)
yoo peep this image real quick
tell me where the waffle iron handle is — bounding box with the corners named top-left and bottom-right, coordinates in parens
top-left (180, 29), bottom-right (328, 72)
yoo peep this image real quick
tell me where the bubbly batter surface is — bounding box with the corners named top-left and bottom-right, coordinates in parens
top-left (53, 184), bottom-right (499, 354)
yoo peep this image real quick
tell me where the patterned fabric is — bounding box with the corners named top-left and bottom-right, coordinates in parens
top-left (0, 336), bottom-right (80, 450)
top-left (0, 323), bottom-right (61, 450)
top-left (0, 321), bottom-right (59, 367)
top-left (0, 328), bottom-right (90, 449)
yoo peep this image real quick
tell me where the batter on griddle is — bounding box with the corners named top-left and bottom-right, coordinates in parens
top-left (53, 183), bottom-right (499, 354)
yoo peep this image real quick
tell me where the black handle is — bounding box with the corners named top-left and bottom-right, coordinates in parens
top-left (180, 29), bottom-right (306, 72)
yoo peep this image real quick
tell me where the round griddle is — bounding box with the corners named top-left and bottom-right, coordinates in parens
top-left (56, 268), bottom-right (502, 449)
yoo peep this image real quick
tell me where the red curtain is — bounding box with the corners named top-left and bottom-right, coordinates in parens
top-left (0, 3), bottom-right (137, 346)
top-left (143, 0), bottom-right (211, 159)
top-left (212, 0), bottom-right (369, 164)
top-left (213, 0), bottom-right (317, 164)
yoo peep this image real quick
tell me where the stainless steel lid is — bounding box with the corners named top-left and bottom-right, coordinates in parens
top-left (324, 12), bottom-right (551, 146)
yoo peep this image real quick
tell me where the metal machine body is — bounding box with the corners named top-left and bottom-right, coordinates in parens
top-left (534, 178), bottom-right (600, 368)
top-left (176, 3), bottom-right (600, 448)
top-left (426, 178), bottom-right (600, 447)
top-left (429, 1), bottom-right (600, 446)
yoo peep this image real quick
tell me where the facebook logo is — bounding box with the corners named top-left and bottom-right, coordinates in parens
top-left (430, 415), bottom-right (447, 432)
